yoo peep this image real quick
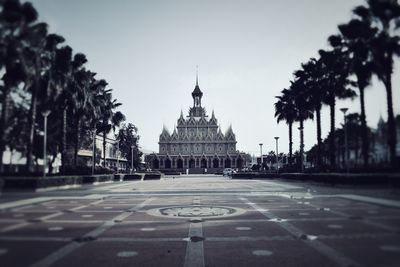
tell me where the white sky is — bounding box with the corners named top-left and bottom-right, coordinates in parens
top-left (31, 0), bottom-right (400, 155)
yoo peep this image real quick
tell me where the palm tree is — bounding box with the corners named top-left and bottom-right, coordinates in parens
top-left (97, 87), bottom-right (125, 168)
top-left (274, 88), bottom-right (296, 165)
top-left (338, 19), bottom-right (377, 167)
top-left (294, 58), bottom-right (325, 168)
top-left (69, 53), bottom-right (90, 168)
top-left (354, 0), bottom-right (400, 167)
top-left (53, 46), bottom-right (73, 171)
top-left (0, 1), bottom-right (46, 172)
top-left (319, 46), bottom-right (356, 169)
top-left (290, 78), bottom-right (314, 171)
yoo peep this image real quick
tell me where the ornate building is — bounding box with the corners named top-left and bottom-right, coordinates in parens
top-left (146, 77), bottom-right (247, 173)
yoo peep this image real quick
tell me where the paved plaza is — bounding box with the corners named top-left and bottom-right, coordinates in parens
top-left (0, 175), bottom-right (400, 267)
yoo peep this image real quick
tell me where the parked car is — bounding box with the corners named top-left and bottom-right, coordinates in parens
top-left (223, 168), bottom-right (237, 176)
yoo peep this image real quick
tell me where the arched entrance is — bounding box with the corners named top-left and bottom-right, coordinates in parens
top-left (236, 157), bottom-right (243, 169)
top-left (189, 158), bottom-right (195, 169)
top-left (201, 158), bottom-right (207, 168)
top-left (225, 158), bottom-right (231, 168)
top-left (213, 158), bottom-right (219, 168)
top-left (165, 158), bottom-right (171, 169)
top-left (177, 158), bottom-right (183, 169)
top-left (153, 158), bottom-right (159, 169)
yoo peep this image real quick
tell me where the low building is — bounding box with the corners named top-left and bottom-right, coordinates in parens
top-left (77, 135), bottom-right (128, 171)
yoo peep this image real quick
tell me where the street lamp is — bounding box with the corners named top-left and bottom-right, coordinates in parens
top-left (298, 126), bottom-right (304, 172)
top-left (259, 143), bottom-right (263, 171)
top-left (116, 140), bottom-right (120, 173)
top-left (131, 145), bottom-right (134, 174)
top-left (92, 126), bottom-right (96, 175)
top-left (274, 137), bottom-right (279, 173)
top-left (42, 110), bottom-right (51, 177)
top-left (340, 107), bottom-right (349, 173)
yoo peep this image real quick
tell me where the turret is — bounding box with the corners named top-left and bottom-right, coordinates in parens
top-left (192, 69), bottom-right (203, 107)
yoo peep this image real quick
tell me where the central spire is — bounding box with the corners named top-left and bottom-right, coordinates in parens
top-left (192, 66), bottom-right (203, 108)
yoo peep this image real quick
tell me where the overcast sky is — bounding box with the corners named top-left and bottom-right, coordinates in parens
top-left (31, 0), bottom-right (400, 155)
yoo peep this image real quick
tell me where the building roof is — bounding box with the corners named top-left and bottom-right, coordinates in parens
top-left (192, 84), bottom-right (203, 98)
top-left (192, 70), bottom-right (203, 98)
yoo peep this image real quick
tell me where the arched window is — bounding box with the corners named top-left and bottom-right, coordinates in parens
top-left (236, 157), bottom-right (243, 169)
top-left (177, 158), bottom-right (183, 169)
top-left (201, 158), bottom-right (207, 168)
top-left (189, 158), bottom-right (195, 169)
top-left (225, 158), bottom-right (231, 168)
top-left (213, 158), bottom-right (219, 168)
top-left (165, 158), bottom-right (171, 169)
top-left (153, 158), bottom-right (159, 169)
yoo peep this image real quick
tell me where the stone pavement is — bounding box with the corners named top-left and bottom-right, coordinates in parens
top-left (0, 175), bottom-right (400, 267)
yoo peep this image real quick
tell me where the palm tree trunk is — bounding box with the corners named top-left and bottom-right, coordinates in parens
top-left (73, 117), bottom-right (81, 169)
top-left (0, 87), bottom-right (11, 173)
top-left (359, 86), bottom-right (369, 168)
top-left (9, 149), bottom-right (13, 172)
top-left (103, 131), bottom-right (106, 167)
top-left (329, 97), bottom-right (336, 168)
top-left (288, 122), bottom-right (293, 165)
top-left (315, 107), bottom-right (322, 168)
top-left (61, 107), bottom-right (67, 173)
top-left (26, 81), bottom-right (39, 172)
top-left (384, 77), bottom-right (397, 168)
top-left (299, 119), bottom-right (304, 172)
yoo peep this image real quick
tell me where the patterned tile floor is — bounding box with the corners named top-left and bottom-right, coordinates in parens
top-left (0, 176), bottom-right (399, 266)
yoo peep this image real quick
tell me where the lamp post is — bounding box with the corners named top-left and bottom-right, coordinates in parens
top-left (92, 126), bottom-right (96, 175)
top-left (116, 140), bottom-right (120, 173)
top-left (42, 110), bottom-right (51, 177)
top-left (274, 137), bottom-right (279, 173)
top-left (131, 145), bottom-right (134, 174)
top-left (259, 143), bottom-right (263, 171)
top-left (340, 108), bottom-right (349, 173)
top-left (298, 126), bottom-right (304, 172)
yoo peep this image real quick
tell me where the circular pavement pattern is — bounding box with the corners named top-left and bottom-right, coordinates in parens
top-left (147, 205), bottom-right (245, 219)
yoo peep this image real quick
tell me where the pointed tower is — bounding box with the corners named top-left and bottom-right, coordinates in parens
top-left (192, 68), bottom-right (203, 108)
top-left (189, 67), bottom-right (206, 118)
top-left (177, 109), bottom-right (185, 126)
top-left (209, 109), bottom-right (218, 125)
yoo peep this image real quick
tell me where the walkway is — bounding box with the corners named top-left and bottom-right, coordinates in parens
top-left (0, 175), bottom-right (399, 266)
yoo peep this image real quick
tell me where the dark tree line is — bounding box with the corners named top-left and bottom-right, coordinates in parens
top-left (275, 0), bottom-right (400, 170)
top-left (0, 0), bottom-right (141, 173)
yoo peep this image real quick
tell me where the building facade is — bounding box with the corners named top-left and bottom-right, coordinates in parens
top-left (77, 135), bottom-right (128, 171)
top-left (146, 78), bottom-right (247, 173)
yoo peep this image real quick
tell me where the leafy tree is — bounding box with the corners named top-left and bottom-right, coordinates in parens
top-left (117, 123), bottom-right (143, 170)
